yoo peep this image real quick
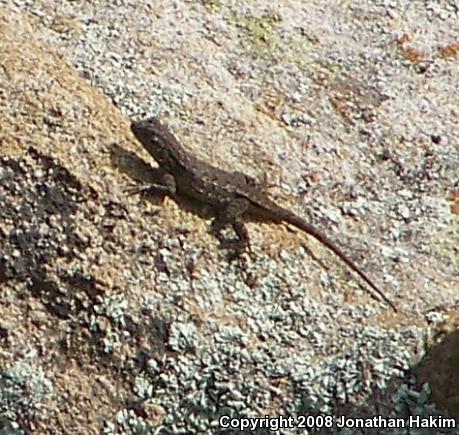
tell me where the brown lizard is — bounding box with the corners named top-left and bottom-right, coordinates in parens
top-left (130, 117), bottom-right (397, 312)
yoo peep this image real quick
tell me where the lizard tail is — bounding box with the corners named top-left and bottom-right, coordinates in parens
top-left (283, 212), bottom-right (398, 312)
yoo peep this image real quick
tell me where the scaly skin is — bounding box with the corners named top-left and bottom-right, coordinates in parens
top-left (130, 117), bottom-right (397, 312)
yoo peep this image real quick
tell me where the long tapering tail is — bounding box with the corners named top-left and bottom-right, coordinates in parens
top-left (281, 211), bottom-right (397, 312)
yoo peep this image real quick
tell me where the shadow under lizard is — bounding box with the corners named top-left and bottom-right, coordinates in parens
top-left (130, 117), bottom-right (397, 312)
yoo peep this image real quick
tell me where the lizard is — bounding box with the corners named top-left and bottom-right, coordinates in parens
top-left (129, 117), bottom-right (397, 312)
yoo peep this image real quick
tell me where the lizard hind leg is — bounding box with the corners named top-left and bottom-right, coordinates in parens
top-left (211, 198), bottom-right (251, 248)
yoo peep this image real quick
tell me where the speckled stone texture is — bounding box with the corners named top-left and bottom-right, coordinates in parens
top-left (0, 1), bottom-right (458, 434)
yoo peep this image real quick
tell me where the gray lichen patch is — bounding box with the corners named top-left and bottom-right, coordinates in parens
top-left (0, 358), bottom-right (53, 431)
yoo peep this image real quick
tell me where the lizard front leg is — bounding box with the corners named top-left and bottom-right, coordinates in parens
top-left (211, 197), bottom-right (251, 248)
top-left (126, 172), bottom-right (177, 197)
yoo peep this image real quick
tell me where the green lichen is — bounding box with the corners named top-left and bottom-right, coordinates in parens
top-left (201, 0), bottom-right (222, 12)
top-left (228, 11), bottom-right (281, 58)
top-left (429, 216), bottom-right (459, 270)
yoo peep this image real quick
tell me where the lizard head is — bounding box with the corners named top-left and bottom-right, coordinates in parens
top-left (131, 117), bottom-right (182, 167)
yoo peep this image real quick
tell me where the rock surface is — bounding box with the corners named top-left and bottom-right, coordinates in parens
top-left (0, 2), bottom-right (458, 434)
